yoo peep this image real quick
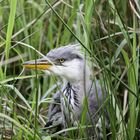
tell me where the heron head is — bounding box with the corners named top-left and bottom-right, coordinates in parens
top-left (23, 44), bottom-right (88, 82)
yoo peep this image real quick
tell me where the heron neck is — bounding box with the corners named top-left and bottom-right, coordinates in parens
top-left (64, 73), bottom-right (92, 95)
top-left (62, 64), bottom-right (92, 95)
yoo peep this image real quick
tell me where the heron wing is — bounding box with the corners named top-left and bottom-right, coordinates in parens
top-left (45, 91), bottom-right (63, 132)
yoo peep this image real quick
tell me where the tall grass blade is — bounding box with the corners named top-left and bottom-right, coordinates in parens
top-left (5, 0), bottom-right (17, 74)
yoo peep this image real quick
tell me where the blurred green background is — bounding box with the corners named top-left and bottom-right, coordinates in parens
top-left (0, 0), bottom-right (140, 139)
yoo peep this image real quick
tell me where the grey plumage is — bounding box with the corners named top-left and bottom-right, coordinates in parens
top-left (23, 44), bottom-right (109, 139)
top-left (45, 45), bottom-right (108, 136)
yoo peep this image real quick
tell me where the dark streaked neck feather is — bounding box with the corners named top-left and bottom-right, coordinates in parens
top-left (63, 82), bottom-right (79, 109)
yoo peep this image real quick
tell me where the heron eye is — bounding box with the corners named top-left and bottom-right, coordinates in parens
top-left (59, 58), bottom-right (65, 63)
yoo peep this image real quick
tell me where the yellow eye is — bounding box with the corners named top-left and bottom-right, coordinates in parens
top-left (59, 58), bottom-right (65, 63)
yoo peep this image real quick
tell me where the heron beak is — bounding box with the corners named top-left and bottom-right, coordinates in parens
top-left (23, 58), bottom-right (52, 70)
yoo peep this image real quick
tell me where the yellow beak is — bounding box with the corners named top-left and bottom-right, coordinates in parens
top-left (22, 59), bottom-right (52, 70)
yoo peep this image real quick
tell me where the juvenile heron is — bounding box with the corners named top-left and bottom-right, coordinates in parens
top-left (23, 44), bottom-right (108, 138)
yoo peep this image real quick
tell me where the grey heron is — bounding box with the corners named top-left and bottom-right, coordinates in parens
top-left (23, 44), bottom-right (109, 139)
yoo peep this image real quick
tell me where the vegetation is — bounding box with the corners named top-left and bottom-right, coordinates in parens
top-left (0, 0), bottom-right (140, 139)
